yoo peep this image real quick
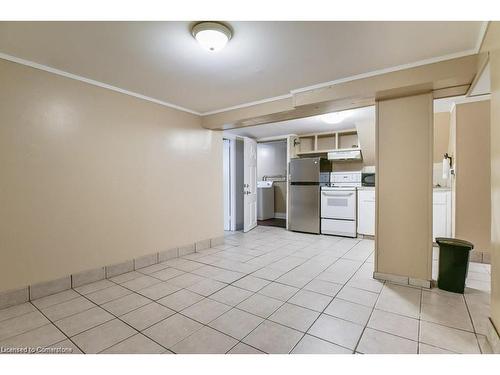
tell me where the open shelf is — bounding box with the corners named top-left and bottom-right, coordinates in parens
top-left (338, 130), bottom-right (359, 149)
top-left (298, 135), bottom-right (315, 153)
top-left (295, 128), bottom-right (360, 157)
top-left (317, 134), bottom-right (336, 150)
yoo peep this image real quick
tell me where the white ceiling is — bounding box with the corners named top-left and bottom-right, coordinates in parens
top-left (224, 106), bottom-right (375, 139)
top-left (0, 21), bottom-right (485, 114)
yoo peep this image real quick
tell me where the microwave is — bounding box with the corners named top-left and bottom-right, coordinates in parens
top-left (361, 173), bottom-right (375, 187)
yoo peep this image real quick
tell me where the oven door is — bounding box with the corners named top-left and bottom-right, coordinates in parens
top-left (321, 189), bottom-right (356, 220)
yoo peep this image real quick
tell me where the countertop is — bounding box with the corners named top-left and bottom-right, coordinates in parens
top-left (433, 187), bottom-right (452, 191)
top-left (356, 186), bottom-right (451, 191)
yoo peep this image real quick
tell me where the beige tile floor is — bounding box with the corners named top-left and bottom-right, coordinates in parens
top-left (0, 226), bottom-right (493, 354)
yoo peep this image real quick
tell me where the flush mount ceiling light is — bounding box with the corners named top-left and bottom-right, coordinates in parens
top-left (192, 22), bottom-right (232, 52)
top-left (320, 111), bottom-right (351, 124)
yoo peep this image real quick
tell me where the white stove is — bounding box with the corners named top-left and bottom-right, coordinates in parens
top-left (320, 172), bottom-right (361, 237)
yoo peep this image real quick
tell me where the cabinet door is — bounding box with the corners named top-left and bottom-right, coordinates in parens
top-left (433, 203), bottom-right (447, 241)
top-left (432, 191), bottom-right (451, 241)
top-left (357, 190), bottom-right (375, 236)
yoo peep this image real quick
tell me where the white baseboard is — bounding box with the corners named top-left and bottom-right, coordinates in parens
top-left (373, 272), bottom-right (431, 289)
top-left (374, 272), bottom-right (408, 285)
top-left (274, 212), bottom-right (286, 219)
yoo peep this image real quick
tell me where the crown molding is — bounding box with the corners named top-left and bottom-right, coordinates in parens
top-left (2, 45), bottom-right (483, 118)
top-left (201, 93), bottom-right (293, 116)
top-left (0, 52), bottom-right (201, 116)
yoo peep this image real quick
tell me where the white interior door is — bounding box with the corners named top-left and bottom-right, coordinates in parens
top-left (244, 137), bottom-right (257, 232)
top-left (223, 139), bottom-right (231, 231)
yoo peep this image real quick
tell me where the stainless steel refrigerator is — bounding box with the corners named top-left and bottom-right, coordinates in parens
top-left (289, 157), bottom-right (331, 234)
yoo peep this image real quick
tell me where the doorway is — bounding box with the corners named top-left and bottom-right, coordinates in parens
top-left (222, 136), bottom-right (257, 232)
top-left (223, 139), bottom-right (231, 231)
top-left (256, 139), bottom-right (287, 228)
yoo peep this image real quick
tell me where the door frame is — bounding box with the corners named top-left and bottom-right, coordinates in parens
top-left (222, 138), bottom-right (231, 231)
top-left (223, 134), bottom-right (244, 231)
top-left (224, 133), bottom-right (298, 232)
top-left (243, 137), bottom-right (257, 232)
top-left (254, 134), bottom-right (299, 231)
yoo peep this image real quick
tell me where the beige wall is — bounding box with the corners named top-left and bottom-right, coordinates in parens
top-left (375, 93), bottom-right (433, 281)
top-left (356, 119), bottom-right (376, 167)
top-left (489, 48), bottom-right (500, 335)
top-left (451, 101), bottom-right (491, 254)
top-left (433, 112), bottom-right (450, 163)
top-left (0, 59), bottom-right (223, 292)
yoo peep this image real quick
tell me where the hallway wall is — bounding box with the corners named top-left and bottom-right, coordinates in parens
top-left (0, 59), bottom-right (223, 292)
top-left (481, 21), bottom-right (500, 351)
top-left (451, 100), bottom-right (491, 255)
top-left (489, 48), bottom-right (500, 346)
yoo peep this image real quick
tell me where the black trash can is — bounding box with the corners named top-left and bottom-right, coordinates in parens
top-left (436, 237), bottom-right (474, 294)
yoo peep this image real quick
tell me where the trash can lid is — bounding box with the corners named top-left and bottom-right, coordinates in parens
top-left (435, 237), bottom-right (474, 250)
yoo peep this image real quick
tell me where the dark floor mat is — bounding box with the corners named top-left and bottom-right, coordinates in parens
top-left (257, 218), bottom-right (286, 228)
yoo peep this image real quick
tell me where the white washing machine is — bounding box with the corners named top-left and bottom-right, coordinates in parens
top-left (257, 181), bottom-right (275, 220)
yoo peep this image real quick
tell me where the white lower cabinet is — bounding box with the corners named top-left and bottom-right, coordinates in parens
top-left (357, 189), bottom-right (375, 236)
top-left (433, 190), bottom-right (452, 241)
top-left (356, 188), bottom-right (451, 240)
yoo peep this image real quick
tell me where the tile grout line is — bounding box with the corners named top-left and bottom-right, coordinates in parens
top-left (235, 236), bottom-right (373, 353)
top-left (93, 250), bottom-right (269, 353)
top-left (72, 285), bottom-right (173, 354)
top-left (231, 239), bottom-right (362, 353)
top-left (462, 290), bottom-right (483, 353)
top-left (343, 250), bottom-right (384, 354)
top-left (288, 239), bottom-right (367, 354)
top-left (170, 267), bottom-right (305, 353)
top-left (234, 229), bottom-right (488, 350)
top-left (219, 239), bottom-right (355, 353)
top-left (3, 228), bottom-right (489, 354)
top-left (3, 231), bottom-right (340, 352)
top-left (102, 269), bottom-right (268, 353)
top-left (414, 287), bottom-right (482, 353)
top-left (417, 284), bottom-right (423, 354)
top-left (73, 267), bottom-right (239, 353)
top-left (0, 304), bottom-right (48, 324)
top-left (28, 300), bottom-right (86, 354)
top-left (0, 295), bottom-right (105, 344)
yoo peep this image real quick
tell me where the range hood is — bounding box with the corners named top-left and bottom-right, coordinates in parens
top-left (327, 148), bottom-right (363, 161)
